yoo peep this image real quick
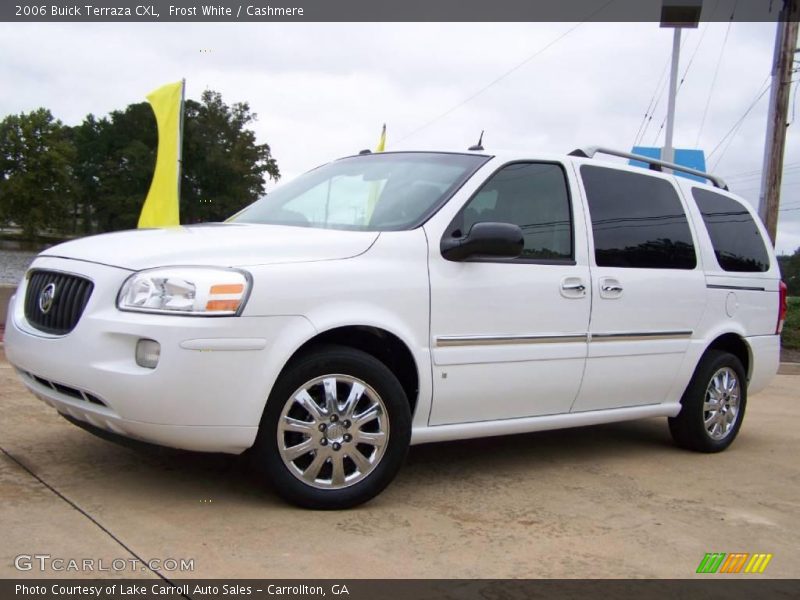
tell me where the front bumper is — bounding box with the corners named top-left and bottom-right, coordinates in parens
top-left (5, 256), bottom-right (315, 454)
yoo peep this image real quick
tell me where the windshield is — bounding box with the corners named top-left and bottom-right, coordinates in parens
top-left (230, 152), bottom-right (489, 231)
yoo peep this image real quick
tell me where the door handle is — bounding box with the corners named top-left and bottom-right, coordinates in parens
top-left (560, 277), bottom-right (587, 298)
top-left (562, 282), bottom-right (586, 292)
top-left (599, 277), bottom-right (623, 298)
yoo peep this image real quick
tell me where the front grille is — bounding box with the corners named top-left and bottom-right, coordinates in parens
top-left (24, 270), bottom-right (94, 335)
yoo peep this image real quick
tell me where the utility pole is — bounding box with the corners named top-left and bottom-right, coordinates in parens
top-left (758, 0), bottom-right (799, 246)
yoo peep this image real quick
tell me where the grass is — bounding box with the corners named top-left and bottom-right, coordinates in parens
top-left (783, 297), bottom-right (800, 351)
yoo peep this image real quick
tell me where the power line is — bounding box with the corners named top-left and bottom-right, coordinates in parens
top-left (722, 161), bottom-right (800, 179)
top-left (710, 88), bottom-right (770, 171)
top-left (652, 2), bottom-right (739, 147)
top-left (680, 20), bottom-right (714, 87)
top-left (396, 0), bottom-right (618, 144)
top-left (706, 75), bottom-right (771, 169)
top-left (638, 23), bottom-right (713, 148)
top-left (789, 72), bottom-right (800, 126)
top-left (736, 179), bottom-right (800, 193)
top-left (632, 55), bottom-right (672, 148)
top-left (725, 165), bottom-right (800, 182)
top-left (649, 31), bottom-right (698, 146)
top-left (632, 17), bottom-right (722, 149)
top-left (654, 19), bottom-right (716, 147)
top-left (695, 13), bottom-right (736, 147)
top-left (637, 61), bottom-right (673, 146)
top-left (725, 161), bottom-right (800, 177)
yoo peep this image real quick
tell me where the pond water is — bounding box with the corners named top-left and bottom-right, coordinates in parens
top-left (0, 242), bottom-right (40, 284)
top-left (0, 247), bottom-right (40, 285)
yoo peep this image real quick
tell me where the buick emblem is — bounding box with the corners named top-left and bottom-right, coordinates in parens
top-left (39, 283), bottom-right (57, 314)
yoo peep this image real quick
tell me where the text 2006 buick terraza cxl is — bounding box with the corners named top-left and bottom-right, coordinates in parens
top-left (6, 148), bottom-right (786, 509)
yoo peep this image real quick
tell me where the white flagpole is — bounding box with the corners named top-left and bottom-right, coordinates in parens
top-left (177, 78), bottom-right (185, 204)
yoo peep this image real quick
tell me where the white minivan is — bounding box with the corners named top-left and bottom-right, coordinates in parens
top-left (5, 146), bottom-right (787, 509)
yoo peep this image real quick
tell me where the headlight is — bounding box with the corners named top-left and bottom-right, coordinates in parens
top-left (117, 267), bottom-right (251, 316)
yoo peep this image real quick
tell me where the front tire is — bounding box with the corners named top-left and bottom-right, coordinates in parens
top-left (253, 345), bottom-right (411, 509)
top-left (668, 350), bottom-right (747, 453)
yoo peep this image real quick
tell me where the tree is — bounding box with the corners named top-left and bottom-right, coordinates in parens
top-left (71, 89), bottom-right (280, 232)
top-left (181, 90), bottom-right (280, 223)
top-left (778, 248), bottom-right (800, 296)
top-left (72, 104), bottom-right (158, 233)
top-left (0, 90), bottom-right (279, 237)
top-left (0, 109), bottom-right (76, 238)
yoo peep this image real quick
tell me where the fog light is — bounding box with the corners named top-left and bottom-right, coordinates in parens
top-left (135, 339), bottom-right (161, 369)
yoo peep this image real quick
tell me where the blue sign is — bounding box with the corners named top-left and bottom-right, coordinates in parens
top-left (630, 146), bottom-right (707, 183)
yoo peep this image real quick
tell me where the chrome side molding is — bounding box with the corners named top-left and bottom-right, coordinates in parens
top-left (590, 331), bottom-right (693, 342)
top-left (436, 334), bottom-right (588, 347)
top-left (436, 330), bottom-right (693, 347)
top-left (707, 284), bottom-right (766, 292)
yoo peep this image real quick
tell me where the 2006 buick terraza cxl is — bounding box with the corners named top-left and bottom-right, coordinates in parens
top-left (6, 147), bottom-right (787, 509)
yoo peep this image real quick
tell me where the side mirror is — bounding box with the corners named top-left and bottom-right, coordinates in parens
top-left (440, 222), bottom-right (524, 261)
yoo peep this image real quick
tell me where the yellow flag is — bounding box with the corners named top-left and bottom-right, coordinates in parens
top-left (366, 124), bottom-right (386, 223)
top-left (375, 123), bottom-right (386, 152)
top-left (138, 80), bottom-right (184, 228)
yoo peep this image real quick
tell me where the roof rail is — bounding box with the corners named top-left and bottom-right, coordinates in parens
top-left (568, 146), bottom-right (728, 190)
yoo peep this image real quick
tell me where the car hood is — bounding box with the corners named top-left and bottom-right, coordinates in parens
top-left (40, 223), bottom-right (380, 271)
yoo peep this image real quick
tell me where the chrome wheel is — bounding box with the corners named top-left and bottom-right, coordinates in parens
top-left (703, 367), bottom-right (741, 441)
top-left (277, 374), bottom-right (390, 490)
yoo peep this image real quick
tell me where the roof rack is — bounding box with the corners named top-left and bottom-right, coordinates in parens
top-left (568, 146), bottom-right (728, 190)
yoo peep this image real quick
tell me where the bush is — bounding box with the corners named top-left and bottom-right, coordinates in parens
top-left (783, 297), bottom-right (800, 350)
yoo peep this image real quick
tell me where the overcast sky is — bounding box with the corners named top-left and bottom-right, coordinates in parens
top-left (1, 20), bottom-right (798, 253)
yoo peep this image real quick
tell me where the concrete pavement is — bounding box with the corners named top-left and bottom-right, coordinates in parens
top-left (1, 347), bottom-right (798, 579)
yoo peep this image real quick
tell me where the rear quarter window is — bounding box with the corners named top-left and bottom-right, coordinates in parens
top-left (692, 188), bottom-right (770, 272)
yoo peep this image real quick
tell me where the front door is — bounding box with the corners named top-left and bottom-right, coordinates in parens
top-left (427, 161), bottom-right (591, 425)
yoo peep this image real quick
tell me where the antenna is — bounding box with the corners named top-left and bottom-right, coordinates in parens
top-left (358, 149), bottom-right (372, 155)
top-left (468, 130), bottom-right (484, 151)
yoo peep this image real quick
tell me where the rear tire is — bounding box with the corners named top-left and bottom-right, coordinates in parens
top-left (668, 350), bottom-right (747, 453)
top-left (253, 344), bottom-right (411, 509)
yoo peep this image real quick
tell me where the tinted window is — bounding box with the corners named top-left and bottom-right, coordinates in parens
top-left (692, 188), bottom-right (770, 272)
top-left (454, 162), bottom-right (572, 261)
top-left (232, 152), bottom-right (488, 231)
top-left (581, 165), bottom-right (696, 269)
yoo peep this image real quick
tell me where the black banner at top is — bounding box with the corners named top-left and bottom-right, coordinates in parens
top-left (1, 0), bottom-right (795, 23)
